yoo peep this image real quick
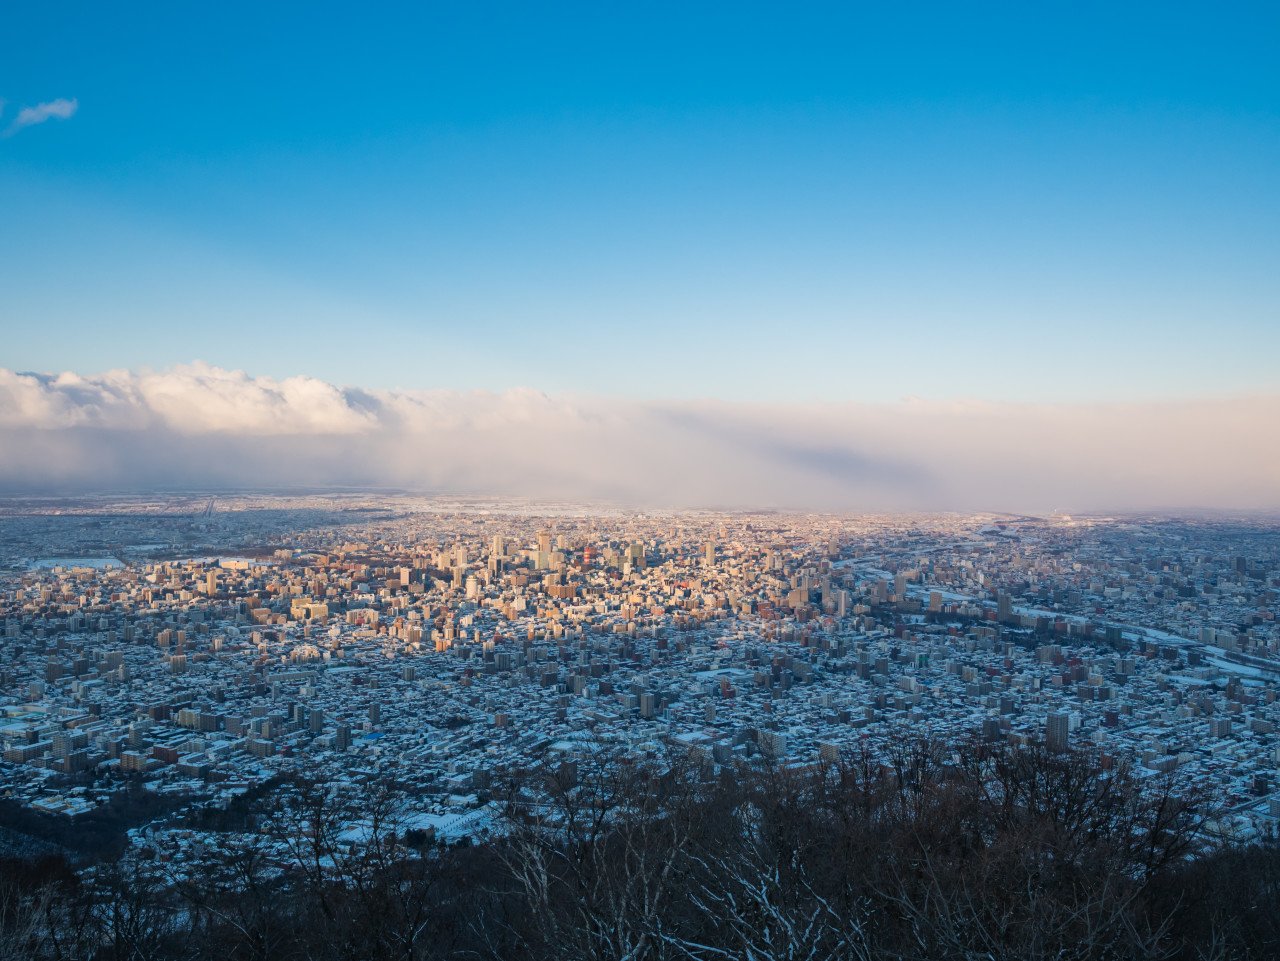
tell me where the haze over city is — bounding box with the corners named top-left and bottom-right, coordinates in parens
top-left (0, 364), bottom-right (1277, 512)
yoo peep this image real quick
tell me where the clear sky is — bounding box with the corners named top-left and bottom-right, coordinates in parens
top-left (2, 2), bottom-right (1277, 403)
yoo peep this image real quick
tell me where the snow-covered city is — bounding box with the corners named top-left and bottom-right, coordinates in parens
top-left (3, 493), bottom-right (1277, 865)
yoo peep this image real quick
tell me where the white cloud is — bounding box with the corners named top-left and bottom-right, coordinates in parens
top-left (4, 97), bottom-right (78, 135)
top-left (0, 364), bottom-right (1276, 513)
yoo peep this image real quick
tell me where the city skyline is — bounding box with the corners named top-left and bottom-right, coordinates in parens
top-left (1, 493), bottom-right (1277, 960)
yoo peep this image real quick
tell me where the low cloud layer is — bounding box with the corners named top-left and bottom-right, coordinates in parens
top-left (0, 364), bottom-right (1276, 513)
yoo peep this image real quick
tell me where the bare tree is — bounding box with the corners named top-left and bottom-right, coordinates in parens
top-left (659, 844), bottom-right (872, 961)
top-left (0, 876), bottom-right (54, 961)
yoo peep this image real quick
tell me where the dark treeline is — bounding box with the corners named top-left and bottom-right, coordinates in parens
top-left (2, 740), bottom-right (1278, 961)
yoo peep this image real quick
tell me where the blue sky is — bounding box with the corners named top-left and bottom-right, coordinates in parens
top-left (2, 2), bottom-right (1277, 402)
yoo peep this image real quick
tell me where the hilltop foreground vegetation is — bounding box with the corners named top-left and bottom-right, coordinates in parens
top-left (1, 740), bottom-right (1277, 961)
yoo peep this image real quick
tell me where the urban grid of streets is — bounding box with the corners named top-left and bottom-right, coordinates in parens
top-left (1, 492), bottom-right (1278, 869)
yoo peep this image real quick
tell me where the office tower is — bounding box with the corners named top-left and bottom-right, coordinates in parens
top-left (639, 691), bottom-right (656, 718)
top-left (1046, 712), bottom-right (1070, 752)
top-left (704, 542), bottom-right (716, 567)
top-left (997, 593), bottom-right (1013, 622)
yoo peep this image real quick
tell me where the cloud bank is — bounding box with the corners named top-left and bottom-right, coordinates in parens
top-left (0, 364), bottom-right (1276, 512)
top-left (4, 97), bottom-right (77, 135)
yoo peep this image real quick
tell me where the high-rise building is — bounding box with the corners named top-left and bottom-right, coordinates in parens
top-left (997, 593), bottom-right (1013, 622)
top-left (758, 729), bottom-right (788, 759)
top-left (1046, 712), bottom-right (1070, 752)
